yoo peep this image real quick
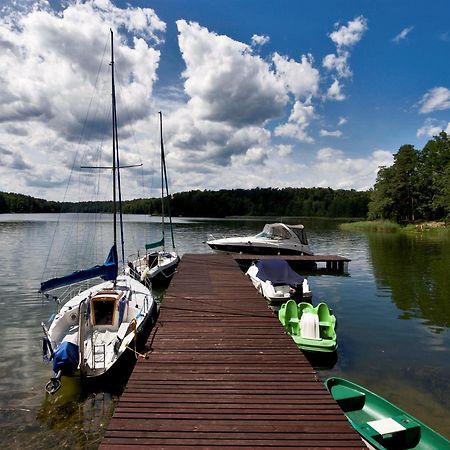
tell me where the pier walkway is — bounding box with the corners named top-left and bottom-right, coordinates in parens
top-left (100, 253), bottom-right (365, 449)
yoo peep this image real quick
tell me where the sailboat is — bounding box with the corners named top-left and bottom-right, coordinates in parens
top-left (39, 31), bottom-right (158, 394)
top-left (128, 111), bottom-right (180, 288)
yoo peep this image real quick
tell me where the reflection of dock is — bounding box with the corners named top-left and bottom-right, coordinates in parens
top-left (100, 254), bottom-right (363, 449)
top-left (232, 254), bottom-right (351, 273)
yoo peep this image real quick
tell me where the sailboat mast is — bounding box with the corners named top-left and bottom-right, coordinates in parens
top-left (110, 30), bottom-right (125, 267)
top-left (159, 112), bottom-right (165, 251)
top-left (160, 112), bottom-right (176, 250)
top-left (110, 30), bottom-right (117, 250)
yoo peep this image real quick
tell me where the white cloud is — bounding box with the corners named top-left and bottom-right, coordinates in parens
top-left (317, 147), bottom-right (345, 161)
top-left (272, 53), bottom-right (320, 100)
top-left (274, 100), bottom-right (315, 143)
top-left (392, 26), bottom-right (414, 43)
top-left (338, 117), bottom-right (347, 126)
top-left (177, 20), bottom-right (287, 126)
top-left (320, 129), bottom-right (343, 137)
top-left (418, 87), bottom-right (450, 113)
top-left (323, 16), bottom-right (367, 80)
top-left (326, 79), bottom-right (346, 101)
top-left (329, 16), bottom-right (368, 49)
top-left (416, 118), bottom-right (447, 137)
top-left (276, 144), bottom-right (293, 157)
top-left (322, 51), bottom-right (352, 78)
top-left (312, 147), bottom-right (393, 190)
top-left (251, 34), bottom-right (270, 46)
top-left (0, 0), bottom-right (164, 199)
top-left (230, 146), bottom-right (268, 166)
top-left (0, 6), bottom-right (384, 199)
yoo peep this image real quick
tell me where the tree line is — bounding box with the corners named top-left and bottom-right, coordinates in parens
top-left (368, 132), bottom-right (450, 223)
top-left (0, 187), bottom-right (370, 218)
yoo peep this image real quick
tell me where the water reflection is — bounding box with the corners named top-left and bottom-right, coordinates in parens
top-left (36, 379), bottom-right (118, 450)
top-left (368, 232), bottom-right (450, 332)
top-left (1, 215), bottom-right (449, 445)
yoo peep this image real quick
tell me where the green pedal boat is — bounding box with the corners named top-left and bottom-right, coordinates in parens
top-left (278, 299), bottom-right (337, 352)
top-left (325, 377), bottom-right (450, 450)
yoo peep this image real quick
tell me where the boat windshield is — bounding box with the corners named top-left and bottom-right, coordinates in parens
top-left (256, 224), bottom-right (291, 240)
top-left (289, 227), bottom-right (308, 245)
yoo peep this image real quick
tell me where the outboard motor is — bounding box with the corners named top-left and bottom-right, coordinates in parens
top-left (45, 341), bottom-right (80, 395)
top-left (290, 283), bottom-right (303, 302)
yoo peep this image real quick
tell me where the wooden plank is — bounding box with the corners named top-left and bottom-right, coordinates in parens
top-left (100, 254), bottom-right (365, 449)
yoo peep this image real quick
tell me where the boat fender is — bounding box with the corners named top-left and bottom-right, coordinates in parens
top-left (141, 267), bottom-right (150, 281)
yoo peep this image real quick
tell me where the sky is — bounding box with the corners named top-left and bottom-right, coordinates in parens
top-left (0, 0), bottom-right (449, 201)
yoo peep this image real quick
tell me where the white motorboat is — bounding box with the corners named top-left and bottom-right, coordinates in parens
top-left (39, 31), bottom-right (158, 394)
top-left (129, 112), bottom-right (180, 288)
top-left (246, 259), bottom-right (311, 305)
top-left (207, 223), bottom-right (313, 255)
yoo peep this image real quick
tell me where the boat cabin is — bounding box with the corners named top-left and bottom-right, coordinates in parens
top-left (258, 223), bottom-right (309, 246)
top-left (90, 290), bottom-right (125, 328)
top-left (287, 224), bottom-right (309, 245)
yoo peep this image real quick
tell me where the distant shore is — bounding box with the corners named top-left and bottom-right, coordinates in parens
top-left (340, 220), bottom-right (449, 234)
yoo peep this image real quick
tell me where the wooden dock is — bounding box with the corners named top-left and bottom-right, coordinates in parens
top-left (232, 254), bottom-right (351, 273)
top-left (100, 254), bottom-right (365, 449)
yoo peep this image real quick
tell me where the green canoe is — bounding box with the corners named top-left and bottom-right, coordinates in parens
top-left (325, 377), bottom-right (450, 450)
top-left (278, 299), bottom-right (337, 352)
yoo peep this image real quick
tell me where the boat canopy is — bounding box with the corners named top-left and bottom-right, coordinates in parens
top-left (255, 259), bottom-right (304, 286)
top-left (287, 224), bottom-right (309, 245)
top-left (145, 236), bottom-right (164, 250)
top-left (40, 244), bottom-right (118, 293)
top-left (258, 223), bottom-right (308, 245)
top-left (258, 223), bottom-right (292, 239)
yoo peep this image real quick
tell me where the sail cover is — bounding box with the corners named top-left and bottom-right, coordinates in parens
top-left (255, 259), bottom-right (304, 286)
top-left (40, 244), bottom-right (118, 293)
top-left (145, 236), bottom-right (164, 250)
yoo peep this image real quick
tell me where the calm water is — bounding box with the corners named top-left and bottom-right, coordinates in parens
top-left (0, 214), bottom-right (449, 448)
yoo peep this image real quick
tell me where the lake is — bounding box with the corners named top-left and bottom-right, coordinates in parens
top-left (0, 213), bottom-right (449, 448)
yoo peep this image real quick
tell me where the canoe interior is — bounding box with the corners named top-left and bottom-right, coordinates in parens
top-left (326, 377), bottom-right (450, 450)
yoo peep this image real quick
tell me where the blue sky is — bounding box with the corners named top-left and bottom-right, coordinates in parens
top-left (1, 0), bottom-right (449, 201)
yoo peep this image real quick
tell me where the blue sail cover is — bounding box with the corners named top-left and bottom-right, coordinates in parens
top-left (40, 244), bottom-right (118, 293)
top-left (255, 259), bottom-right (304, 286)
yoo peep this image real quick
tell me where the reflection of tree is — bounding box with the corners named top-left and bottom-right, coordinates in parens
top-left (368, 232), bottom-right (450, 332)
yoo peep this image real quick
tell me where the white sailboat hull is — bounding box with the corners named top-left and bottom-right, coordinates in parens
top-left (130, 251), bottom-right (179, 287)
top-left (46, 274), bottom-right (157, 380)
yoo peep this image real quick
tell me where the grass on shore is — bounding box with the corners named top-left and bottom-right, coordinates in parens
top-left (340, 220), bottom-right (449, 233)
top-left (339, 220), bottom-right (400, 232)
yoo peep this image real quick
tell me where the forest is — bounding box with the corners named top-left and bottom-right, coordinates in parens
top-left (0, 187), bottom-right (370, 218)
top-left (368, 132), bottom-right (450, 223)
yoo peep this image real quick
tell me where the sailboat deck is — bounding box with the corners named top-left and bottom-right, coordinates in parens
top-left (100, 253), bottom-right (365, 449)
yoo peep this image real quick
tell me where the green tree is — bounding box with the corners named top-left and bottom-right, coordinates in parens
top-left (419, 132), bottom-right (450, 220)
top-left (369, 145), bottom-right (420, 222)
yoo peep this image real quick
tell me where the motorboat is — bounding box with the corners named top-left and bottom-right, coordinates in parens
top-left (278, 300), bottom-right (337, 352)
top-left (129, 112), bottom-right (180, 288)
top-left (207, 223), bottom-right (313, 255)
top-left (39, 31), bottom-right (158, 394)
top-left (325, 377), bottom-right (450, 449)
top-left (246, 259), bottom-right (311, 305)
